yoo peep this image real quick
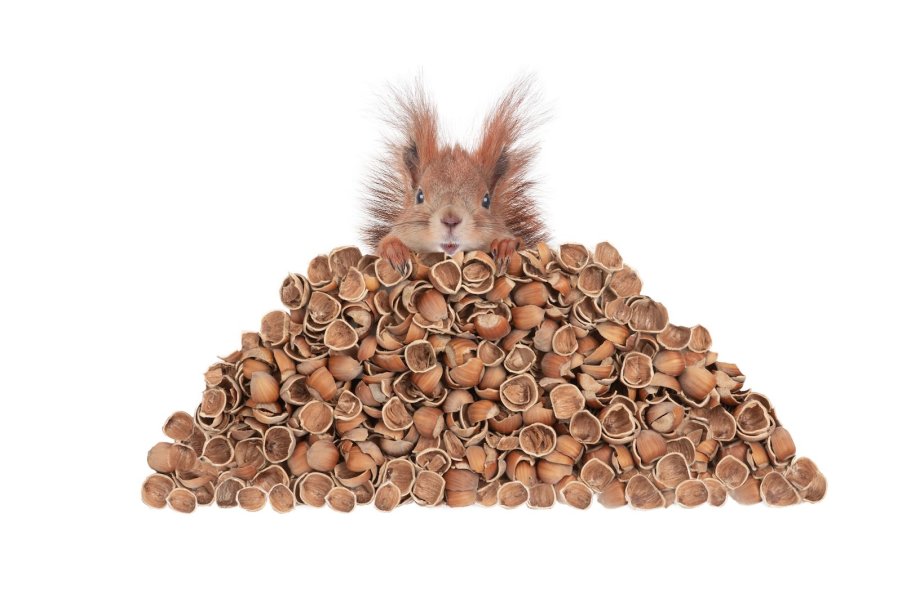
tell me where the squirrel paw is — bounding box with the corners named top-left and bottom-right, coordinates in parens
top-left (378, 236), bottom-right (412, 273)
top-left (490, 237), bottom-right (520, 275)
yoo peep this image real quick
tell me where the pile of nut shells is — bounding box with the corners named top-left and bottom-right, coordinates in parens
top-left (142, 242), bottom-right (826, 513)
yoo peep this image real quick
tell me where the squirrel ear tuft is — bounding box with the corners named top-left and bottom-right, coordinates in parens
top-left (380, 74), bottom-right (440, 190)
top-left (474, 74), bottom-right (546, 195)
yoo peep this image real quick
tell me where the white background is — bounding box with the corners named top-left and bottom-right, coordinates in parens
top-left (2, 1), bottom-right (900, 597)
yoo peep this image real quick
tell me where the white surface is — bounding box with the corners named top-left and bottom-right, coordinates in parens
top-left (2, 1), bottom-right (900, 597)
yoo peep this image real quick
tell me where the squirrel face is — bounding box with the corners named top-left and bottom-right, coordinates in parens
top-left (397, 145), bottom-right (511, 256)
top-left (361, 75), bottom-right (549, 269)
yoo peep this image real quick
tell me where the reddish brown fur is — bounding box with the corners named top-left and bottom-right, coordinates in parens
top-left (360, 75), bottom-right (549, 259)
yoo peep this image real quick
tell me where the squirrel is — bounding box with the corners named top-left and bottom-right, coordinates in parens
top-left (360, 75), bottom-right (549, 274)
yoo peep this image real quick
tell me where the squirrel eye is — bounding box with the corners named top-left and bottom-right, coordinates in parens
top-left (415, 189), bottom-right (425, 204)
top-left (482, 193), bottom-right (491, 209)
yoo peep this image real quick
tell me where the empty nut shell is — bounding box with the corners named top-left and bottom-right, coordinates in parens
top-left (577, 264), bottom-right (606, 297)
top-left (549, 384), bottom-right (585, 420)
top-left (306, 440), bottom-right (340, 472)
top-left (560, 480), bottom-right (593, 509)
top-left (404, 339), bottom-right (437, 373)
top-left (323, 319), bottom-right (358, 351)
top-left (518, 423), bottom-right (557, 458)
top-left (625, 474), bottom-right (665, 509)
top-left (594, 242), bottom-right (623, 271)
top-left (653, 350), bottom-right (685, 377)
top-left (654, 452), bottom-right (691, 489)
top-left (629, 299), bottom-right (669, 333)
top-left (269, 483), bottom-right (296, 513)
top-left (599, 403), bottom-right (640, 445)
top-left (500, 373), bottom-right (539, 412)
top-left (382, 396), bottom-right (413, 431)
top-left (498, 481), bottom-right (529, 508)
top-left (513, 281), bottom-right (549, 306)
top-left (429, 259), bottom-right (462, 294)
top-left (263, 426), bottom-right (296, 463)
top-left (504, 344), bottom-right (537, 374)
top-left (166, 488), bottom-right (197, 513)
top-left (679, 366), bottom-right (716, 402)
top-left (411, 470), bottom-right (446, 506)
top-left (527, 483), bottom-right (556, 508)
top-left (325, 486), bottom-right (357, 512)
top-left (298, 401), bottom-right (334, 434)
top-left (383, 458), bottom-right (416, 495)
top-left (374, 482), bottom-right (402, 512)
top-left (203, 436), bottom-right (234, 466)
top-left (280, 273), bottom-right (311, 310)
top-left (634, 429), bottom-right (667, 466)
top-left (704, 478), bottom-right (727, 507)
top-left (236, 487), bottom-right (267, 511)
top-left (569, 410), bottom-right (602, 445)
top-left (594, 479), bottom-right (625, 508)
top-left (675, 479), bottom-right (709, 508)
top-left (552, 324), bottom-right (579, 356)
top-left (215, 477), bottom-right (244, 508)
top-left (298, 472), bottom-right (334, 507)
top-left (163, 411), bottom-right (195, 441)
top-left (250, 372), bottom-right (280, 406)
top-left (760, 471), bottom-right (801, 507)
top-left (735, 399), bottom-right (775, 442)
top-left (715, 455), bottom-right (750, 490)
top-left (141, 474), bottom-right (175, 509)
top-left (580, 458), bottom-right (615, 492)
top-left (621, 352), bottom-right (654, 388)
top-left (767, 427), bottom-right (796, 465)
top-left (728, 476), bottom-right (762, 505)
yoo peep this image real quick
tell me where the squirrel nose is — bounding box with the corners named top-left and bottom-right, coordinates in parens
top-left (441, 214), bottom-right (461, 228)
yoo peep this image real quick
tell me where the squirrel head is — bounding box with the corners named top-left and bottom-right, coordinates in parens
top-left (361, 75), bottom-right (549, 254)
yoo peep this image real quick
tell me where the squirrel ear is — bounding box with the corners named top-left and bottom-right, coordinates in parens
top-left (488, 147), bottom-right (510, 192)
top-left (382, 75), bottom-right (440, 190)
top-left (402, 142), bottom-right (421, 189)
top-left (475, 74), bottom-right (545, 195)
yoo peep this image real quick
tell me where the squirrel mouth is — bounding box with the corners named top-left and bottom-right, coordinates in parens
top-left (440, 242), bottom-right (460, 255)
